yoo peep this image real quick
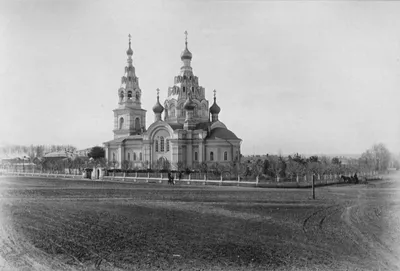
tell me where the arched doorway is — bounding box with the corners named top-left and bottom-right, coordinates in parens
top-left (155, 157), bottom-right (170, 171)
top-left (97, 169), bottom-right (100, 179)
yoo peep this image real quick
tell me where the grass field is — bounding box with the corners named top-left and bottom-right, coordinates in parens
top-left (1, 174), bottom-right (400, 270)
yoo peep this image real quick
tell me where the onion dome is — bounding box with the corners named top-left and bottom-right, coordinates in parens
top-left (210, 90), bottom-right (220, 114)
top-left (181, 30), bottom-right (192, 60)
top-left (183, 95), bottom-right (196, 110)
top-left (152, 89), bottom-right (164, 114)
top-left (181, 46), bottom-right (192, 61)
top-left (126, 34), bottom-right (133, 56)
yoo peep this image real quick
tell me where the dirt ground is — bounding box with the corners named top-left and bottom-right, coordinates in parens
top-left (0, 172), bottom-right (399, 271)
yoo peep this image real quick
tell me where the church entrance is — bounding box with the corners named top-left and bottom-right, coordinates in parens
top-left (155, 157), bottom-right (170, 171)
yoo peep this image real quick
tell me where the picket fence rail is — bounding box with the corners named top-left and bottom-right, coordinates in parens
top-left (1, 170), bottom-right (381, 188)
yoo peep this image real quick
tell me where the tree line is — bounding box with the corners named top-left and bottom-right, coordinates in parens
top-left (0, 144), bottom-right (77, 159)
top-left (3, 143), bottom-right (398, 180)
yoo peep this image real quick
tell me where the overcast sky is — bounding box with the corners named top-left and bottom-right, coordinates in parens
top-left (0, 0), bottom-right (399, 155)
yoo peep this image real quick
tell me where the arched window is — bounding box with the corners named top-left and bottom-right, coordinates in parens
top-left (139, 152), bottom-right (142, 161)
top-left (155, 140), bottom-right (159, 152)
top-left (135, 118), bottom-right (140, 129)
top-left (194, 152), bottom-right (198, 161)
top-left (166, 139), bottom-right (170, 152)
top-left (160, 136), bottom-right (165, 152)
top-left (128, 153), bottom-right (130, 161)
top-left (182, 86), bottom-right (186, 92)
top-left (181, 110), bottom-right (185, 117)
top-left (210, 152), bottom-right (214, 161)
top-left (224, 151), bottom-right (228, 161)
top-left (119, 117), bottom-right (124, 130)
top-left (133, 152), bottom-right (136, 161)
top-left (127, 91), bottom-right (132, 99)
top-left (120, 91), bottom-right (124, 100)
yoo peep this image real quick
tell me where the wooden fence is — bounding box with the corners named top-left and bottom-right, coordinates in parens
top-left (1, 170), bottom-right (380, 188)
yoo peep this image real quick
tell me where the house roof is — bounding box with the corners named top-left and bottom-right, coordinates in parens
top-left (44, 151), bottom-right (74, 159)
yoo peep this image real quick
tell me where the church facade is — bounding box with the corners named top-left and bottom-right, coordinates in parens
top-left (103, 34), bottom-right (242, 170)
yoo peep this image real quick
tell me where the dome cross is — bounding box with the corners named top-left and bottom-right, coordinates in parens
top-left (184, 30), bottom-right (188, 46)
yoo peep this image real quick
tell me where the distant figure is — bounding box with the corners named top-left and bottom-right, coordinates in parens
top-left (341, 175), bottom-right (351, 183)
top-left (168, 172), bottom-right (174, 185)
top-left (178, 171), bottom-right (182, 180)
top-left (353, 173), bottom-right (359, 184)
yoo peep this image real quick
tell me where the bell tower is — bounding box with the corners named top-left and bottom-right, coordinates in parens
top-left (113, 34), bottom-right (147, 139)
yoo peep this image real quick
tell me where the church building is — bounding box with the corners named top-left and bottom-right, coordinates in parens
top-left (103, 33), bottom-right (242, 170)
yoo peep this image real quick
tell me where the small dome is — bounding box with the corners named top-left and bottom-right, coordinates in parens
top-left (127, 39), bottom-right (133, 56)
top-left (183, 96), bottom-right (196, 110)
top-left (152, 97), bottom-right (164, 114)
top-left (181, 46), bottom-right (192, 60)
top-left (127, 46), bottom-right (133, 56)
top-left (210, 99), bottom-right (220, 114)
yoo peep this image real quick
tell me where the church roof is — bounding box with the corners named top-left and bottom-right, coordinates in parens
top-left (167, 122), bottom-right (211, 131)
top-left (207, 127), bottom-right (241, 140)
top-left (169, 123), bottom-right (184, 130)
top-left (103, 135), bottom-right (143, 145)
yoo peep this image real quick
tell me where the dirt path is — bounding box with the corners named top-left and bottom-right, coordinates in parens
top-left (1, 173), bottom-right (400, 270)
top-left (0, 201), bottom-right (74, 271)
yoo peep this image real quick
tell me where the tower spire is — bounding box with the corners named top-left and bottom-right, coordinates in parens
top-left (210, 89), bottom-right (221, 122)
top-left (181, 30), bottom-right (192, 62)
top-left (126, 33), bottom-right (133, 56)
top-left (153, 88), bottom-right (164, 121)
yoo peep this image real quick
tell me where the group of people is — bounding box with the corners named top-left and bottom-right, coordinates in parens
top-left (340, 173), bottom-right (360, 184)
top-left (167, 171), bottom-right (183, 185)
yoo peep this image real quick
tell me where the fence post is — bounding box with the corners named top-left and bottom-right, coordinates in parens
top-left (296, 175), bottom-right (299, 183)
top-left (237, 175), bottom-right (240, 187)
top-left (277, 176), bottom-right (280, 183)
top-left (312, 174), bottom-right (315, 199)
top-left (256, 175), bottom-right (259, 187)
top-left (204, 174), bottom-right (206, 185)
top-left (304, 175), bottom-right (307, 182)
top-left (189, 173), bottom-right (191, 181)
top-left (147, 172), bottom-right (149, 183)
top-left (220, 175), bottom-right (223, 186)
